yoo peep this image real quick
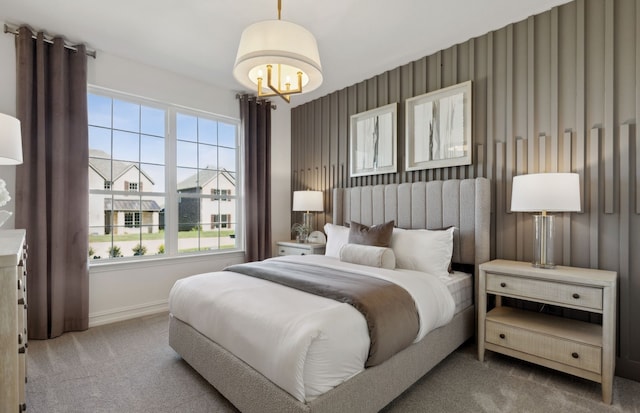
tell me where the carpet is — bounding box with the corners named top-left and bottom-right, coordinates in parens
top-left (25, 312), bottom-right (640, 412)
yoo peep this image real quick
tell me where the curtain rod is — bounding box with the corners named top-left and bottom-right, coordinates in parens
top-left (4, 23), bottom-right (96, 58)
top-left (235, 94), bottom-right (277, 110)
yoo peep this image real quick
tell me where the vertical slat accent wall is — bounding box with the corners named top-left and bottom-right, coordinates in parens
top-left (291, 0), bottom-right (640, 380)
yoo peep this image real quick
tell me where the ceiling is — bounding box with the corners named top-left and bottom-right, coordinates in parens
top-left (0, 0), bottom-right (571, 107)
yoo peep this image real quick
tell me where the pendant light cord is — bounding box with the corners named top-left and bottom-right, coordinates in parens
top-left (277, 0), bottom-right (282, 20)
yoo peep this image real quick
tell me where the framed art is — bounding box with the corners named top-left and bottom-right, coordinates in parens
top-left (405, 80), bottom-right (472, 171)
top-left (349, 102), bottom-right (397, 177)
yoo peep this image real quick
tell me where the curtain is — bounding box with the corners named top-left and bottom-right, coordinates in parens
top-left (239, 95), bottom-right (272, 262)
top-left (14, 27), bottom-right (89, 339)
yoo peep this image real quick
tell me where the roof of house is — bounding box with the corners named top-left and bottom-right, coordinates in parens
top-left (177, 168), bottom-right (235, 191)
top-left (104, 198), bottom-right (162, 212)
top-left (89, 149), bottom-right (155, 185)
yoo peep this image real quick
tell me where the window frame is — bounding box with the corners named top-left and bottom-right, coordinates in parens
top-left (88, 86), bottom-right (243, 265)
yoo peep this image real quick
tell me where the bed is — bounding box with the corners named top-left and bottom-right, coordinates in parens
top-left (169, 178), bottom-right (490, 413)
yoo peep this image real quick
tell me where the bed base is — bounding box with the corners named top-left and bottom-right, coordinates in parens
top-left (169, 305), bottom-right (474, 413)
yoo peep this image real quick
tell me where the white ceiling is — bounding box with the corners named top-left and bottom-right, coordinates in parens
top-left (1, 0), bottom-right (570, 107)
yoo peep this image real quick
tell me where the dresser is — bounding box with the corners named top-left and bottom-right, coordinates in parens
top-left (0, 229), bottom-right (28, 413)
top-left (276, 241), bottom-right (326, 256)
top-left (477, 259), bottom-right (617, 404)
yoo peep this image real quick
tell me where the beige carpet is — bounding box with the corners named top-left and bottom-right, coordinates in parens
top-left (25, 312), bottom-right (640, 413)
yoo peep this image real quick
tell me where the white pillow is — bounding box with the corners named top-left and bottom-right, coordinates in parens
top-left (324, 223), bottom-right (350, 258)
top-left (390, 227), bottom-right (454, 278)
top-left (339, 244), bottom-right (396, 269)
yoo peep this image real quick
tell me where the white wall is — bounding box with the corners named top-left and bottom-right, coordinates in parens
top-left (0, 31), bottom-right (294, 326)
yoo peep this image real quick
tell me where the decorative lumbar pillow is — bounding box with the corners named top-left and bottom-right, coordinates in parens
top-left (339, 244), bottom-right (396, 269)
top-left (390, 227), bottom-right (454, 278)
top-left (348, 220), bottom-right (395, 247)
top-left (324, 223), bottom-right (351, 258)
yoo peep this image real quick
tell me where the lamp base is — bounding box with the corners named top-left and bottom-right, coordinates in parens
top-left (532, 214), bottom-right (555, 269)
top-left (303, 212), bottom-right (314, 234)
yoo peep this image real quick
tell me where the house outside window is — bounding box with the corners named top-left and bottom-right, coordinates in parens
top-left (88, 88), bottom-right (241, 261)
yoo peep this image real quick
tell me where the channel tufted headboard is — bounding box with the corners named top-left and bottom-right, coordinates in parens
top-left (332, 178), bottom-right (491, 272)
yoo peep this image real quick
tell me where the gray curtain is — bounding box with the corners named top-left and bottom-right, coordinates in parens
top-left (240, 95), bottom-right (272, 261)
top-left (14, 27), bottom-right (89, 339)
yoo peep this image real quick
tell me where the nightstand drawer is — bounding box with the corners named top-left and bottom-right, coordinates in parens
top-left (486, 320), bottom-right (602, 374)
top-left (486, 273), bottom-right (603, 311)
top-left (278, 245), bottom-right (310, 256)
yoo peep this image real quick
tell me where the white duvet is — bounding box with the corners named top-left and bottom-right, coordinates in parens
top-left (168, 254), bottom-right (455, 402)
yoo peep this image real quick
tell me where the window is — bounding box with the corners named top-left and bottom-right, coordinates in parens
top-left (124, 212), bottom-right (141, 228)
top-left (88, 88), bottom-right (240, 261)
top-left (211, 214), bottom-right (231, 229)
top-left (211, 188), bottom-right (231, 201)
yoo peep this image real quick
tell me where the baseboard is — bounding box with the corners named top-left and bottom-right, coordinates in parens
top-left (89, 299), bottom-right (168, 327)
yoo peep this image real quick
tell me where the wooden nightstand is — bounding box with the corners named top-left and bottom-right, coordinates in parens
top-left (276, 241), bottom-right (326, 256)
top-left (477, 259), bottom-right (617, 404)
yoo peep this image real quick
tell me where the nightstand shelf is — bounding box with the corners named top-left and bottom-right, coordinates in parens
top-left (276, 241), bottom-right (325, 256)
top-left (478, 259), bottom-right (617, 404)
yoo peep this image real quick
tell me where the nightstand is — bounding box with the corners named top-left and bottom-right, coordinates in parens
top-left (276, 241), bottom-right (326, 256)
top-left (477, 259), bottom-right (617, 404)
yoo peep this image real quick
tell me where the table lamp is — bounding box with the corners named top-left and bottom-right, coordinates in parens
top-left (292, 190), bottom-right (323, 232)
top-left (511, 173), bottom-right (581, 268)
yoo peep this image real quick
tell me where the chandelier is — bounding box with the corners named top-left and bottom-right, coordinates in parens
top-left (233, 0), bottom-right (323, 103)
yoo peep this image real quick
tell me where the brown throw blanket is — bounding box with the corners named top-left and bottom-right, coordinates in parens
top-left (224, 260), bottom-right (419, 367)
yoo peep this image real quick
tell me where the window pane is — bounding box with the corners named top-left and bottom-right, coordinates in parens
top-left (198, 143), bottom-right (218, 169)
top-left (140, 135), bottom-right (164, 164)
top-left (198, 118), bottom-right (217, 145)
top-left (89, 157), bottom-right (112, 184)
top-left (177, 167), bottom-right (198, 193)
top-left (88, 94), bottom-right (112, 128)
top-left (178, 195), bottom-right (200, 232)
top-left (177, 113), bottom-right (198, 142)
top-left (113, 99), bottom-right (140, 132)
top-left (89, 126), bottom-right (112, 156)
top-left (113, 131), bottom-right (140, 162)
top-left (140, 164), bottom-right (165, 193)
top-left (141, 106), bottom-right (165, 137)
top-left (177, 140), bottom-right (198, 168)
top-left (218, 122), bottom-right (236, 148)
top-left (219, 147), bottom-right (236, 172)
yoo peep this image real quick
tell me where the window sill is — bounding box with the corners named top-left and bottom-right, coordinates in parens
top-left (89, 249), bottom-right (246, 273)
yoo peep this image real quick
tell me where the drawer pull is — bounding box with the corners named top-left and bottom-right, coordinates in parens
top-left (18, 298), bottom-right (24, 305)
top-left (18, 334), bottom-right (23, 345)
top-left (301, 253), bottom-right (306, 256)
top-left (571, 352), bottom-right (579, 359)
top-left (499, 333), bottom-right (506, 339)
top-left (500, 282), bottom-right (506, 288)
top-left (572, 293), bottom-right (580, 299)
top-left (18, 346), bottom-right (25, 354)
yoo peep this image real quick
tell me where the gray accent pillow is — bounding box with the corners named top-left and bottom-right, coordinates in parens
top-left (348, 220), bottom-right (394, 247)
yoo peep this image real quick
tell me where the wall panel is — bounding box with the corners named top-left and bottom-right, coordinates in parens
top-left (291, 0), bottom-right (640, 381)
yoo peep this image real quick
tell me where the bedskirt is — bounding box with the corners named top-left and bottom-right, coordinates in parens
top-left (168, 304), bottom-right (474, 413)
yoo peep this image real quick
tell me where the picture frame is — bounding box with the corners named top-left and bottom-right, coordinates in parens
top-left (405, 80), bottom-right (472, 171)
top-left (349, 102), bottom-right (397, 177)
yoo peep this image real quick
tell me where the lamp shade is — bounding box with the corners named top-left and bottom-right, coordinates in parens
top-left (511, 173), bottom-right (581, 213)
top-left (0, 113), bottom-right (23, 165)
top-left (233, 19), bottom-right (323, 94)
top-left (292, 190), bottom-right (323, 212)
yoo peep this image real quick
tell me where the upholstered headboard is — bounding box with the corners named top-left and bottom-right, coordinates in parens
top-left (332, 178), bottom-right (491, 270)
